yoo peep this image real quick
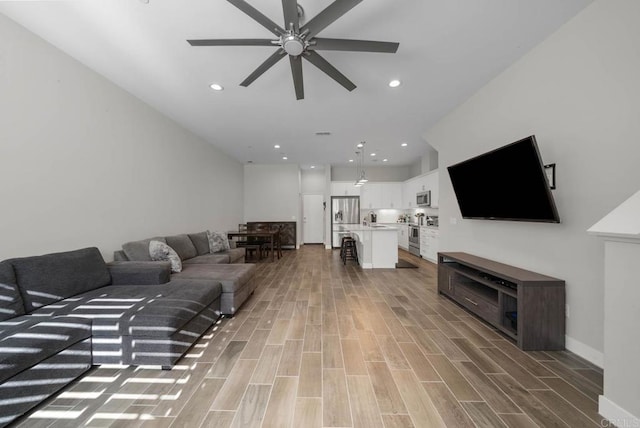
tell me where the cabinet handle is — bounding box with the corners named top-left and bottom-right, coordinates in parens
top-left (464, 297), bottom-right (478, 306)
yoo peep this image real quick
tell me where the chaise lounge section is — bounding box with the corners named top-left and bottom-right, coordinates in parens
top-left (0, 247), bottom-right (224, 426)
top-left (114, 231), bottom-right (258, 315)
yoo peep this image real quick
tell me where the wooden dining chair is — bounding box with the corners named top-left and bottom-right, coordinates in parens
top-left (235, 224), bottom-right (262, 260)
top-left (257, 224), bottom-right (282, 260)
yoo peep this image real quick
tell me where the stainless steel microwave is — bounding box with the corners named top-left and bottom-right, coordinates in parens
top-left (417, 191), bottom-right (431, 207)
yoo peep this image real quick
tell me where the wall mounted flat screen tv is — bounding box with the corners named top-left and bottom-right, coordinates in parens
top-left (447, 135), bottom-right (560, 223)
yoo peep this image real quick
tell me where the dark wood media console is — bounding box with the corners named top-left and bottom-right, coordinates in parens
top-left (438, 252), bottom-right (565, 351)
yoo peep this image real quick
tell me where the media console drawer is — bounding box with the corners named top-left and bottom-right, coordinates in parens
top-left (438, 251), bottom-right (565, 351)
top-left (455, 285), bottom-right (500, 324)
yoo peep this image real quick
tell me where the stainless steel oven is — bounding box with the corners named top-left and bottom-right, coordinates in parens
top-left (408, 224), bottom-right (420, 256)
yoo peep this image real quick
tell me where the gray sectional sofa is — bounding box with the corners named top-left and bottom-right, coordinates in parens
top-left (0, 247), bottom-right (224, 427)
top-left (114, 231), bottom-right (257, 315)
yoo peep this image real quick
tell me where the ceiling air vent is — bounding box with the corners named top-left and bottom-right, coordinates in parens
top-left (315, 132), bottom-right (331, 136)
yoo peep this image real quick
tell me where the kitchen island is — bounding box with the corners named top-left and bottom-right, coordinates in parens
top-left (334, 224), bottom-right (398, 268)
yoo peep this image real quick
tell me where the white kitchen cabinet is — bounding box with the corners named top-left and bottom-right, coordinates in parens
top-left (331, 181), bottom-right (360, 196)
top-left (361, 182), bottom-right (402, 209)
top-left (422, 171), bottom-right (439, 208)
top-left (398, 224), bottom-right (409, 250)
top-left (419, 226), bottom-right (429, 258)
top-left (429, 229), bottom-right (439, 261)
top-left (381, 183), bottom-right (403, 209)
top-left (360, 183), bottom-right (381, 209)
top-left (402, 170), bottom-right (439, 209)
top-left (420, 227), bottom-right (439, 262)
top-left (402, 180), bottom-right (414, 209)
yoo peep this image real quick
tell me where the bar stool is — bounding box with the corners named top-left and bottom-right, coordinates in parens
top-left (341, 236), bottom-right (359, 265)
top-left (337, 232), bottom-right (351, 258)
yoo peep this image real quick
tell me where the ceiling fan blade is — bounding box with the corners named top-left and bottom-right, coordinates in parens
top-left (310, 38), bottom-right (399, 53)
top-left (301, 0), bottom-right (363, 39)
top-left (282, 0), bottom-right (299, 33)
top-left (227, 0), bottom-right (285, 36)
top-left (303, 51), bottom-right (356, 92)
top-left (289, 55), bottom-right (304, 100)
top-left (187, 39), bottom-right (276, 47)
top-left (240, 49), bottom-right (287, 87)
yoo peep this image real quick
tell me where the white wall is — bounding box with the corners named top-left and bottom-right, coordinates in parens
top-left (301, 169), bottom-right (326, 194)
top-left (0, 14), bottom-right (243, 261)
top-left (426, 0), bottom-right (640, 364)
top-left (244, 164), bottom-right (301, 246)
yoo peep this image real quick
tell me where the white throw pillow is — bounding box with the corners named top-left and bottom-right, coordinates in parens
top-left (149, 240), bottom-right (182, 273)
top-left (207, 230), bottom-right (231, 253)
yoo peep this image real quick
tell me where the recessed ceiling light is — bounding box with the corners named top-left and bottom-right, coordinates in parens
top-left (383, 159), bottom-right (388, 162)
top-left (209, 83), bottom-right (224, 91)
top-left (389, 79), bottom-right (401, 88)
top-left (310, 165), bottom-right (315, 169)
top-left (370, 153), bottom-right (376, 156)
top-left (348, 159), bottom-right (354, 163)
top-left (282, 156), bottom-right (288, 160)
top-left (401, 142), bottom-right (408, 147)
top-left (356, 143), bottom-right (364, 148)
top-left (274, 144), bottom-right (280, 149)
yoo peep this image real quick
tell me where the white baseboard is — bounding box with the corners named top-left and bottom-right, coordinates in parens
top-left (599, 395), bottom-right (640, 426)
top-left (565, 335), bottom-right (604, 368)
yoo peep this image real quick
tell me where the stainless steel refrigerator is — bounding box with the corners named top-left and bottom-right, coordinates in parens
top-left (331, 196), bottom-right (360, 247)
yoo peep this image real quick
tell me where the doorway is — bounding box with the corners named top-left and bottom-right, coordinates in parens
top-left (302, 194), bottom-right (324, 244)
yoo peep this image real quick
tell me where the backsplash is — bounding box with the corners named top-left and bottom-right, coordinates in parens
top-left (369, 207), bottom-right (439, 223)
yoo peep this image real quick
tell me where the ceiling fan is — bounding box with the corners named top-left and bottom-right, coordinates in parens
top-left (187, 0), bottom-right (399, 100)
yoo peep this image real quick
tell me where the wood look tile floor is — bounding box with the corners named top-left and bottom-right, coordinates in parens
top-left (13, 246), bottom-right (607, 428)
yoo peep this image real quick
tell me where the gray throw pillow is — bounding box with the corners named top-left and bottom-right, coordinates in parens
top-left (149, 240), bottom-right (182, 273)
top-left (207, 230), bottom-right (231, 253)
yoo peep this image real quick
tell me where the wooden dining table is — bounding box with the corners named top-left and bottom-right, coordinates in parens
top-left (227, 230), bottom-right (281, 262)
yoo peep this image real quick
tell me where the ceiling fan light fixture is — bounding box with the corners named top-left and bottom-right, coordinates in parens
top-left (389, 79), bottom-right (401, 88)
top-left (282, 33), bottom-right (306, 56)
top-left (209, 83), bottom-right (224, 91)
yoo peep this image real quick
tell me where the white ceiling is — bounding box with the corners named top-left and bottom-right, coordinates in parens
top-left (0, 0), bottom-right (592, 169)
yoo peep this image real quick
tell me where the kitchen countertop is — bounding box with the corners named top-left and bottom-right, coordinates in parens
top-left (334, 224), bottom-right (398, 231)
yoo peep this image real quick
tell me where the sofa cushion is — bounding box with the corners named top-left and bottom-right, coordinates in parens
top-left (165, 234), bottom-right (198, 261)
top-left (149, 241), bottom-right (182, 273)
top-left (30, 283), bottom-right (222, 338)
top-left (107, 261), bottom-right (171, 285)
top-left (0, 315), bottom-right (92, 384)
top-left (0, 261), bottom-right (25, 321)
top-left (122, 237), bottom-right (166, 261)
top-left (113, 250), bottom-right (128, 261)
top-left (207, 230), bottom-right (230, 253)
top-left (227, 247), bottom-right (246, 264)
top-left (183, 253), bottom-right (230, 264)
top-left (188, 232), bottom-right (210, 256)
top-left (9, 247), bottom-right (112, 313)
top-left (173, 264), bottom-right (255, 293)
